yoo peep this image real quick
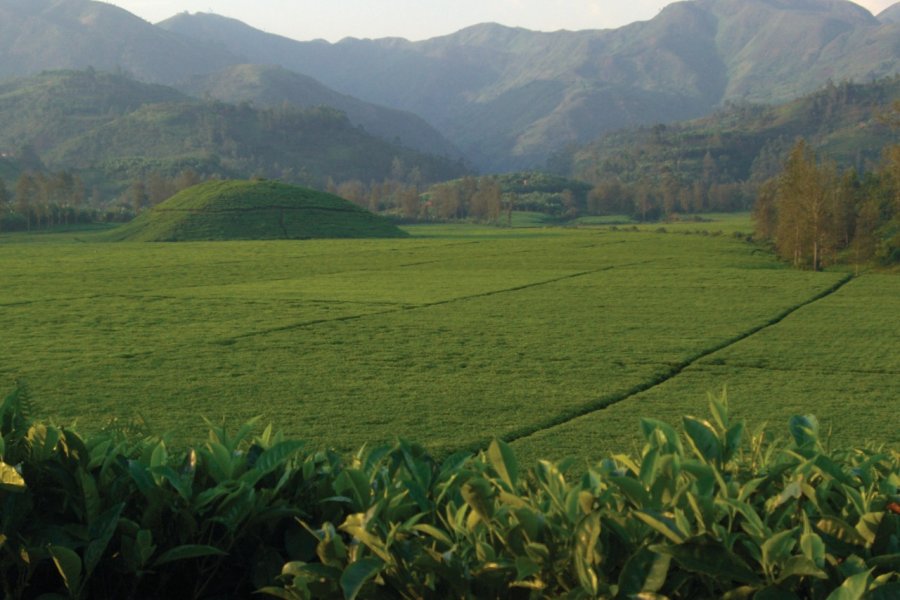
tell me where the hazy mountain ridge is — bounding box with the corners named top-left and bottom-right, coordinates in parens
top-left (0, 0), bottom-right (237, 81)
top-left (0, 2), bottom-right (461, 160)
top-left (0, 0), bottom-right (897, 172)
top-left (0, 70), bottom-right (468, 193)
top-left (561, 76), bottom-right (900, 189)
top-left (178, 64), bottom-right (462, 159)
top-left (160, 0), bottom-right (900, 170)
top-left (877, 2), bottom-right (900, 22)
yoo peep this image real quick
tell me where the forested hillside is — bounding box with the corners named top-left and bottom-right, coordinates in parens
top-left (0, 70), bottom-right (467, 209)
top-left (1, 0), bottom-right (897, 171)
top-left (555, 77), bottom-right (900, 217)
top-left (178, 64), bottom-right (461, 159)
top-left (161, 0), bottom-right (900, 170)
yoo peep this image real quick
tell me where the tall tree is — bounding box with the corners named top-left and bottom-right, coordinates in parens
top-left (753, 178), bottom-right (778, 240)
top-left (14, 174), bottom-right (38, 231)
top-left (774, 140), bottom-right (834, 270)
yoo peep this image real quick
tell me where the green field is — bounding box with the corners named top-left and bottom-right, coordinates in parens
top-left (1, 221), bottom-right (897, 462)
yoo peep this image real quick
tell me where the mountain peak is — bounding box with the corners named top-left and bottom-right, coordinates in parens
top-left (878, 2), bottom-right (900, 23)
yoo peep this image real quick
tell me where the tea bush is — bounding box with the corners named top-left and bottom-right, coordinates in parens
top-left (1, 387), bottom-right (897, 599)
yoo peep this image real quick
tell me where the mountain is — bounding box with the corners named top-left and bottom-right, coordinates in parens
top-left (0, 0), bottom-right (236, 81)
top-left (878, 3), bottom-right (900, 23)
top-left (160, 0), bottom-right (900, 171)
top-left (1, 0), bottom-right (898, 172)
top-left (0, 70), bottom-right (468, 192)
top-left (559, 77), bottom-right (900, 191)
top-left (178, 64), bottom-right (462, 159)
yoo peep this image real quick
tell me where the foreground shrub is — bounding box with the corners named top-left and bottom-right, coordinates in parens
top-left (1, 388), bottom-right (897, 599)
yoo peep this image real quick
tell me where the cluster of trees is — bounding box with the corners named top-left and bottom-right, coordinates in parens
top-left (753, 136), bottom-right (899, 270)
top-left (425, 177), bottom-right (505, 221)
top-left (586, 170), bottom-right (751, 221)
top-left (408, 173), bottom-right (591, 223)
top-left (0, 164), bottom-right (211, 232)
top-left (117, 169), bottom-right (204, 214)
top-left (0, 171), bottom-right (92, 232)
top-left (324, 158), bottom-right (430, 219)
top-left (562, 78), bottom-right (900, 221)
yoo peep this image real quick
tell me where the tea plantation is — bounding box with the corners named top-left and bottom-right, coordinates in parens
top-left (1, 221), bottom-right (896, 461)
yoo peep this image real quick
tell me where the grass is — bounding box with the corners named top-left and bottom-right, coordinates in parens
top-left (105, 180), bottom-right (407, 241)
top-left (0, 222), bottom-right (895, 460)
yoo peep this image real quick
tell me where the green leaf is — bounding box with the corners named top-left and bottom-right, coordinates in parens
top-left (333, 469), bottom-right (371, 512)
top-left (867, 582), bottom-right (900, 600)
top-left (617, 547), bottom-right (671, 596)
top-left (515, 556), bottom-right (541, 581)
top-left (84, 502), bottom-right (124, 578)
top-left (634, 511), bottom-right (686, 544)
top-left (800, 531), bottom-right (826, 568)
top-left (776, 555), bottom-right (827, 584)
top-left (825, 569), bottom-right (873, 600)
top-left (724, 422), bottom-right (745, 462)
top-left (788, 415), bottom-right (819, 447)
top-left (855, 512), bottom-right (883, 546)
top-left (651, 540), bottom-right (760, 585)
top-left (709, 389), bottom-right (730, 430)
top-left (487, 438), bottom-right (519, 490)
top-left (127, 460), bottom-right (156, 498)
top-left (610, 476), bottom-right (652, 509)
top-left (0, 461), bottom-right (25, 492)
top-left (683, 416), bottom-right (722, 464)
top-left (640, 419), bottom-right (683, 454)
top-left (574, 512), bottom-right (601, 596)
top-left (150, 440), bottom-right (167, 469)
top-left (412, 523), bottom-right (453, 547)
top-left (151, 465), bottom-right (192, 501)
top-left (761, 528), bottom-right (797, 575)
top-left (462, 478), bottom-right (494, 524)
top-left (340, 557), bottom-right (384, 600)
top-left (49, 545), bottom-right (82, 595)
top-left (152, 544), bottom-right (227, 567)
top-left (817, 517), bottom-right (868, 547)
top-left (253, 440), bottom-right (305, 475)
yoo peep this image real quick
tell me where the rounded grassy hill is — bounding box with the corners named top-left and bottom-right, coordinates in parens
top-left (106, 179), bottom-right (408, 241)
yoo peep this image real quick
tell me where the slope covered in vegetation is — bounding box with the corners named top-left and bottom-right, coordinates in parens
top-left (0, 70), bottom-right (467, 197)
top-left (106, 180), bottom-right (408, 241)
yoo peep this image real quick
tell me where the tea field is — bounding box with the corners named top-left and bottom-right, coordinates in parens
top-left (1, 222), bottom-right (897, 461)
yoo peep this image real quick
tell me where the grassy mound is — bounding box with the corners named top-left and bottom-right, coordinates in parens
top-left (106, 179), bottom-right (408, 241)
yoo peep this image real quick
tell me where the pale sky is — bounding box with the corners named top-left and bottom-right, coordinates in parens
top-left (102, 0), bottom-right (898, 42)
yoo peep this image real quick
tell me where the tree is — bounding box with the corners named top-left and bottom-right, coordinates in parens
top-left (14, 174), bottom-right (38, 231)
top-left (126, 180), bottom-right (148, 214)
top-left (753, 178), bottom-right (778, 240)
top-left (0, 177), bottom-right (8, 232)
top-left (398, 185), bottom-right (420, 219)
top-left (853, 199), bottom-right (881, 273)
top-left (336, 180), bottom-right (366, 207)
top-left (432, 184), bottom-right (461, 220)
top-left (175, 169), bottom-right (201, 192)
top-left (146, 172), bottom-right (176, 206)
top-left (774, 140), bottom-right (835, 270)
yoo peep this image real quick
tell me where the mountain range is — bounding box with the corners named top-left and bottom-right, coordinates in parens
top-left (0, 0), bottom-right (898, 172)
top-left (0, 70), bottom-right (467, 193)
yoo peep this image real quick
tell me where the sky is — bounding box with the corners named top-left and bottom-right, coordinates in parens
top-left (104, 0), bottom-right (898, 42)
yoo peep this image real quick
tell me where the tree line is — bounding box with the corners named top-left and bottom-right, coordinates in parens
top-left (0, 167), bottom-right (213, 232)
top-left (560, 78), bottom-right (900, 222)
top-left (753, 133), bottom-right (899, 270)
top-left (0, 171), bottom-right (90, 232)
